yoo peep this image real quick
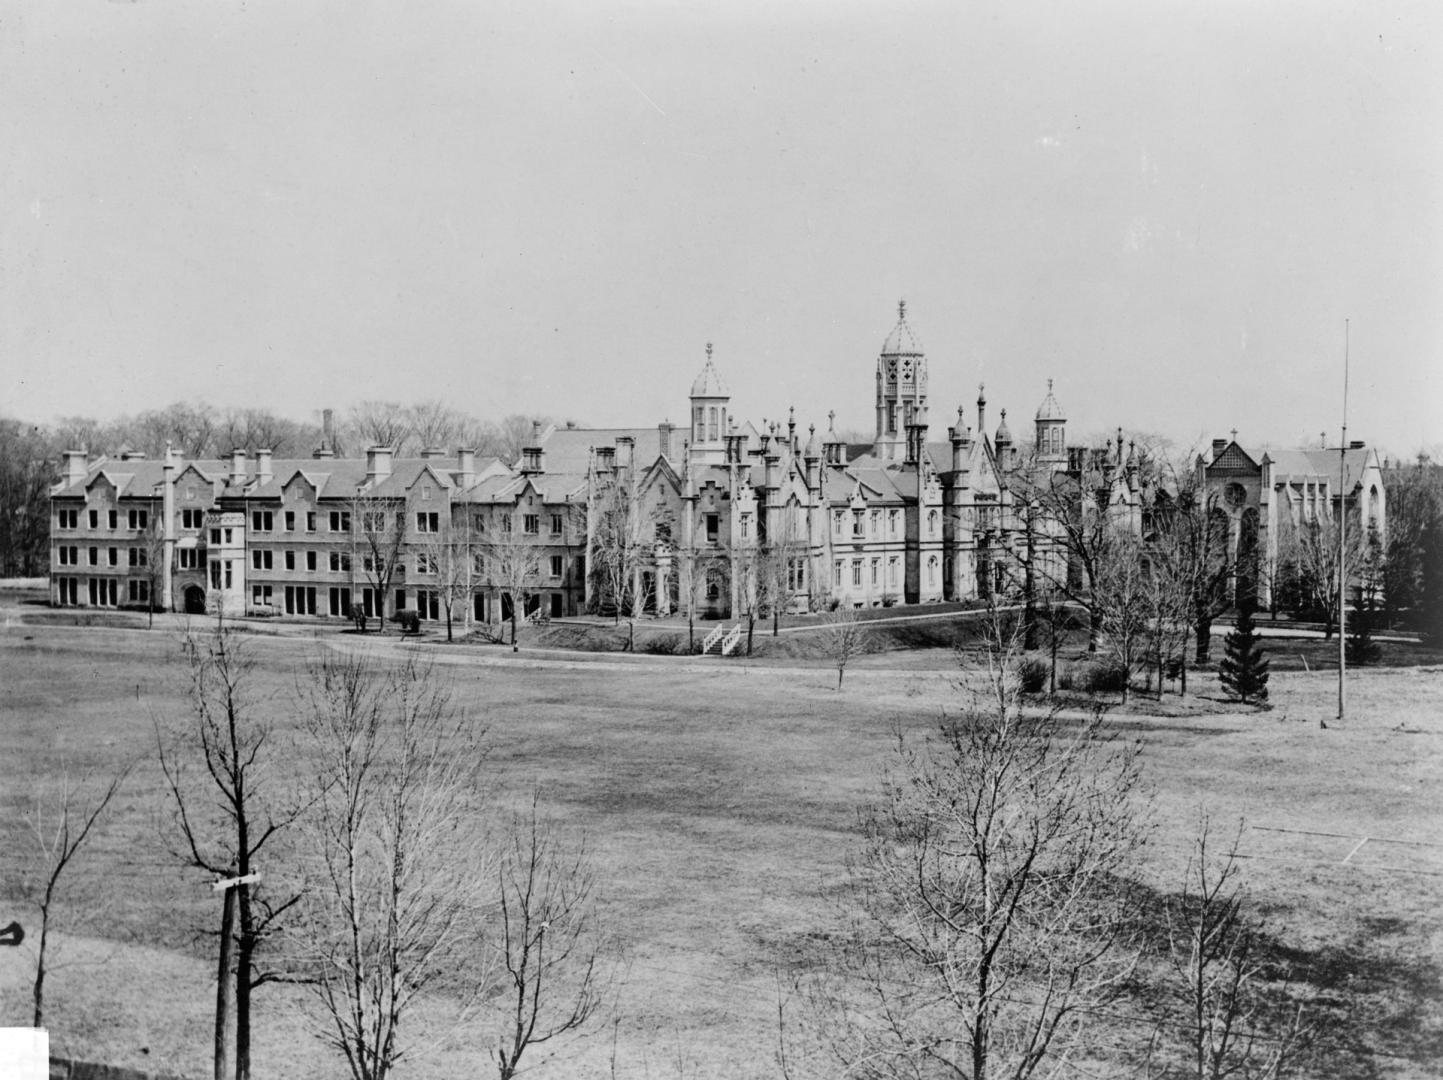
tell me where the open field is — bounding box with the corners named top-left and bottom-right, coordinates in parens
top-left (1, 618), bottom-right (1441, 1079)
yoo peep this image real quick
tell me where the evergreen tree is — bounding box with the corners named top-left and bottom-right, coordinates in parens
top-left (1219, 600), bottom-right (1270, 704)
top-left (1346, 580), bottom-right (1382, 666)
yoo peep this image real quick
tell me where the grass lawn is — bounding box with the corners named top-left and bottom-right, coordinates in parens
top-left (0, 621), bottom-right (1440, 1079)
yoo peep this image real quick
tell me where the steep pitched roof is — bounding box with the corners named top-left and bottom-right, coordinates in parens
top-left (538, 427), bottom-right (672, 474)
top-left (465, 470), bottom-right (588, 505)
top-left (1269, 448), bottom-right (1376, 489)
top-left (1207, 442), bottom-right (1260, 475)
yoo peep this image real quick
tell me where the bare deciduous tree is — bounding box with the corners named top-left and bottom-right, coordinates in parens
top-left (22, 765), bottom-right (131, 1027)
top-left (1274, 513), bottom-right (1365, 641)
top-left (352, 493), bottom-right (410, 633)
top-left (484, 513), bottom-right (543, 648)
top-left (492, 796), bottom-right (612, 1080)
top-left (295, 650), bottom-right (490, 1080)
top-left (756, 510), bottom-right (805, 636)
top-left (139, 513), bottom-right (167, 627)
top-left (821, 607), bottom-right (867, 691)
top-left (588, 461), bottom-right (649, 630)
top-left (1024, 466), bottom-right (1128, 651)
top-left (1153, 818), bottom-right (1314, 1079)
top-left (818, 642), bottom-right (1148, 1079)
top-left (417, 520), bottom-right (476, 643)
top-left (158, 622), bottom-right (303, 1080)
top-left (495, 415), bottom-right (546, 466)
top-left (348, 402), bottom-right (413, 457)
top-left (1094, 532), bottom-right (1152, 701)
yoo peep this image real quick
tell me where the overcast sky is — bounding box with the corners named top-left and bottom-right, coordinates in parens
top-left (3, 0), bottom-right (1439, 457)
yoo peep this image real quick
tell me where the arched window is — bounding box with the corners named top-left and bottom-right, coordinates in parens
top-left (707, 407), bottom-right (718, 442)
top-left (693, 406), bottom-right (704, 443)
top-left (1368, 485), bottom-right (1380, 529)
top-left (928, 555), bottom-right (938, 587)
top-left (928, 509), bottom-right (939, 536)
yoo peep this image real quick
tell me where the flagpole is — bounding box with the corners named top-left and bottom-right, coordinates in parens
top-left (1337, 318), bottom-right (1349, 724)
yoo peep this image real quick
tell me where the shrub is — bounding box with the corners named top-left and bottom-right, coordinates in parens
top-left (640, 634), bottom-right (687, 656)
top-left (1015, 657), bottom-right (1048, 694)
top-left (390, 610), bottom-right (421, 634)
top-left (1068, 659), bottom-right (1128, 694)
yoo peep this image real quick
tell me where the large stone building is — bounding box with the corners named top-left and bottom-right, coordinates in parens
top-left (1195, 436), bottom-right (1387, 608)
top-left (47, 303), bottom-right (1386, 626)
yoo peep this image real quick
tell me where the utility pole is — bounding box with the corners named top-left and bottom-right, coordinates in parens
top-left (212, 870), bottom-right (260, 1080)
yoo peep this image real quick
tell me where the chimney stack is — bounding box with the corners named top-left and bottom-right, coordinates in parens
top-left (256, 449), bottom-right (273, 485)
top-left (457, 448), bottom-right (476, 488)
top-left (61, 450), bottom-right (88, 489)
top-left (365, 446), bottom-right (393, 485)
top-left (230, 449), bottom-right (247, 487)
top-left (1212, 438), bottom-right (1227, 459)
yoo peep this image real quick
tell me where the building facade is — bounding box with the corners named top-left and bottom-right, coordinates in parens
top-left (48, 304), bottom-right (1387, 625)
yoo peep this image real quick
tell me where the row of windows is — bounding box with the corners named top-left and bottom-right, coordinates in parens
top-left (56, 546), bottom-right (150, 567)
top-left (835, 556), bottom-right (903, 589)
top-left (62, 505), bottom-right (573, 540)
top-left (831, 554), bottom-right (938, 590)
top-left (236, 550), bottom-right (573, 580)
top-left (53, 576), bottom-right (149, 606)
top-left (831, 508), bottom-right (935, 540)
top-left (55, 508), bottom-right (150, 530)
top-left (245, 585), bottom-right (566, 621)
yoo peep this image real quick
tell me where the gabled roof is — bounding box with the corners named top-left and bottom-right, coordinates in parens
top-left (465, 470), bottom-right (588, 505)
top-left (1206, 442), bottom-right (1260, 475)
top-left (1268, 447), bottom-right (1377, 489)
top-left (538, 427), bottom-right (673, 474)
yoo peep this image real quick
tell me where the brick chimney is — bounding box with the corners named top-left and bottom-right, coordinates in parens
top-left (255, 449), bottom-right (273, 485)
top-left (230, 449), bottom-right (247, 487)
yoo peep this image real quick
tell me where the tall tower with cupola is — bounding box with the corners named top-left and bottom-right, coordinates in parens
top-left (874, 300), bottom-right (928, 461)
top-left (1035, 379), bottom-right (1067, 467)
top-left (689, 342), bottom-right (730, 467)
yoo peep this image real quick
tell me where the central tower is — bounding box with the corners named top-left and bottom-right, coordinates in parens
top-left (874, 300), bottom-right (928, 461)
